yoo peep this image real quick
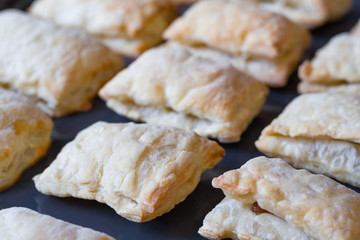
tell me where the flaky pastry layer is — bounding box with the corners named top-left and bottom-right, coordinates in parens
top-left (0, 207), bottom-right (114, 240)
top-left (100, 44), bottom-right (268, 142)
top-left (30, 0), bottom-right (177, 55)
top-left (210, 157), bottom-right (360, 240)
top-left (0, 88), bottom-right (53, 191)
top-left (34, 122), bottom-right (224, 222)
top-left (199, 197), bottom-right (313, 240)
top-left (0, 10), bottom-right (123, 117)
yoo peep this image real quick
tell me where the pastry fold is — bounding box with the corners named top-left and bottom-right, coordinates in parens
top-left (0, 10), bottom-right (123, 117)
top-left (0, 207), bottom-right (114, 240)
top-left (245, 0), bottom-right (352, 29)
top-left (0, 88), bottom-right (53, 191)
top-left (256, 93), bottom-right (360, 187)
top-left (30, 0), bottom-right (177, 56)
top-left (33, 122), bottom-right (225, 222)
top-left (298, 24), bottom-right (360, 94)
top-left (99, 44), bottom-right (268, 143)
top-left (163, 0), bottom-right (311, 87)
top-left (199, 156), bottom-right (360, 240)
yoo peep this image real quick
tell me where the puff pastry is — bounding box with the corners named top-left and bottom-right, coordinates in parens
top-left (256, 93), bottom-right (360, 187)
top-left (33, 122), bottom-right (225, 222)
top-left (0, 88), bottom-right (53, 191)
top-left (30, 0), bottom-right (177, 56)
top-left (298, 26), bottom-right (360, 94)
top-left (0, 207), bottom-right (114, 240)
top-left (199, 156), bottom-right (360, 240)
top-left (99, 44), bottom-right (268, 143)
top-left (243, 0), bottom-right (352, 29)
top-left (0, 10), bottom-right (123, 117)
top-left (163, 0), bottom-right (311, 87)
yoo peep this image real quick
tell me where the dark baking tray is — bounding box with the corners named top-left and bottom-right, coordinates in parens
top-left (1, 1), bottom-right (360, 239)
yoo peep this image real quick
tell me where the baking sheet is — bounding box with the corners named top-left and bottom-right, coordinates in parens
top-left (1, 1), bottom-right (360, 239)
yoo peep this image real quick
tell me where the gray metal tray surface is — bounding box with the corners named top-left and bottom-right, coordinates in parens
top-left (1, 1), bottom-right (360, 239)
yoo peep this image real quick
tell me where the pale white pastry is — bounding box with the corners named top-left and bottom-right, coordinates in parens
top-left (255, 93), bottom-right (360, 187)
top-left (0, 10), bottom-right (123, 117)
top-left (0, 88), bottom-right (53, 191)
top-left (30, 0), bottom-right (177, 56)
top-left (0, 207), bottom-right (114, 240)
top-left (99, 44), bottom-right (268, 143)
top-left (298, 27), bottom-right (360, 94)
top-left (33, 122), bottom-right (225, 222)
top-left (242, 0), bottom-right (352, 29)
top-left (163, 0), bottom-right (311, 87)
top-left (199, 156), bottom-right (360, 240)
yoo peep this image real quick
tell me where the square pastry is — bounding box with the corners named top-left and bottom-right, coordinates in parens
top-left (298, 22), bottom-right (360, 95)
top-left (163, 0), bottom-right (311, 87)
top-left (99, 44), bottom-right (268, 143)
top-left (0, 10), bottom-right (123, 117)
top-left (33, 122), bottom-right (225, 222)
top-left (256, 93), bottom-right (360, 187)
top-left (0, 88), bottom-right (53, 192)
top-left (0, 207), bottom-right (114, 239)
top-left (30, 0), bottom-right (177, 56)
top-left (242, 0), bottom-right (352, 29)
top-left (199, 156), bottom-right (360, 240)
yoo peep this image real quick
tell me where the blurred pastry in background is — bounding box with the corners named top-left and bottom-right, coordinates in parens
top-left (199, 156), bottom-right (360, 240)
top-left (256, 93), bottom-right (360, 187)
top-left (0, 88), bottom-right (53, 192)
top-left (163, 0), bottom-right (311, 87)
top-left (0, 10), bottom-right (123, 117)
top-left (99, 44), bottom-right (268, 143)
top-left (235, 0), bottom-right (352, 29)
top-left (298, 21), bottom-right (360, 95)
top-left (29, 0), bottom-right (177, 57)
top-left (33, 122), bottom-right (225, 222)
top-left (0, 207), bottom-right (114, 239)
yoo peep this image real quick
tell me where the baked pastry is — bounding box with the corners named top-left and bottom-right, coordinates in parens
top-left (242, 0), bottom-right (352, 29)
top-left (298, 24), bottom-right (360, 94)
top-left (255, 93), bottom-right (360, 187)
top-left (0, 10), bottom-right (123, 117)
top-left (30, 0), bottom-right (177, 56)
top-left (0, 207), bottom-right (114, 239)
top-left (0, 88), bottom-right (53, 191)
top-left (33, 122), bottom-right (225, 222)
top-left (163, 0), bottom-right (311, 87)
top-left (199, 156), bottom-right (360, 240)
top-left (99, 44), bottom-right (268, 143)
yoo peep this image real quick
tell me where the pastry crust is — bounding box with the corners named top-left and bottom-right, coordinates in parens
top-left (30, 0), bottom-right (177, 56)
top-left (255, 93), bottom-right (360, 187)
top-left (99, 44), bottom-right (268, 143)
top-left (203, 156), bottom-right (360, 240)
top-left (299, 33), bottom-right (360, 86)
top-left (0, 88), bottom-right (53, 191)
top-left (163, 0), bottom-right (311, 87)
top-left (33, 122), bottom-right (225, 222)
top-left (199, 197), bottom-right (313, 240)
top-left (0, 207), bottom-right (114, 240)
top-left (0, 10), bottom-right (123, 117)
top-left (249, 0), bottom-right (352, 29)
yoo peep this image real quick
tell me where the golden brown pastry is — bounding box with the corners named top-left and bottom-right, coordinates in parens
top-left (199, 156), bottom-right (360, 240)
top-left (33, 122), bottom-right (225, 222)
top-left (298, 23), bottom-right (360, 94)
top-left (0, 10), bottom-right (123, 117)
top-left (0, 207), bottom-right (114, 239)
top-left (163, 0), bottom-right (311, 87)
top-left (30, 0), bottom-right (177, 56)
top-left (242, 0), bottom-right (352, 29)
top-left (99, 44), bottom-right (268, 143)
top-left (256, 93), bottom-right (360, 187)
top-left (0, 88), bottom-right (53, 191)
